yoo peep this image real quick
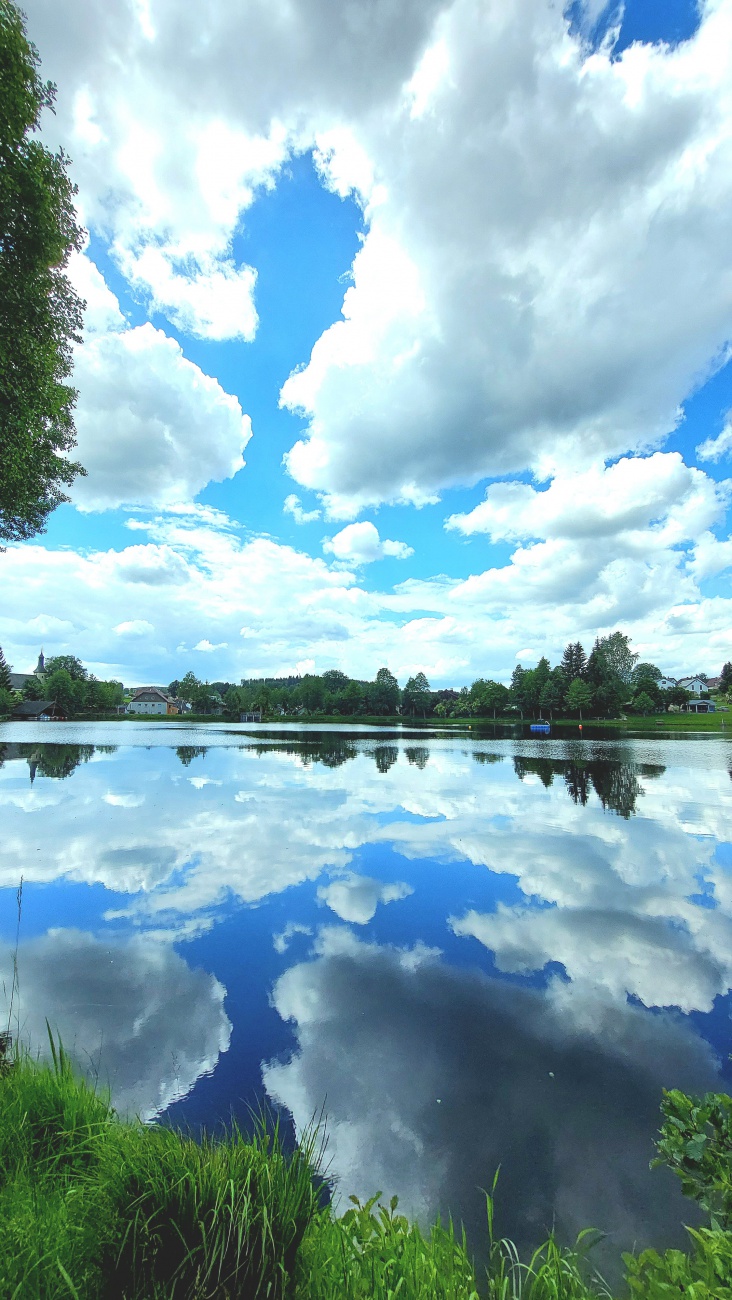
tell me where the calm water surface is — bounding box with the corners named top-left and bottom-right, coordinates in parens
top-left (1, 720), bottom-right (731, 1267)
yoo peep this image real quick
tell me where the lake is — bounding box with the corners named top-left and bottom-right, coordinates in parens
top-left (1, 720), bottom-right (731, 1272)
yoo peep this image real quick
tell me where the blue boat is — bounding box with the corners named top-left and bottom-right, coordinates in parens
top-left (530, 722), bottom-right (551, 734)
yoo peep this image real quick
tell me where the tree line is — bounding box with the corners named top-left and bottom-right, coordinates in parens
top-left (1, 634), bottom-right (727, 721)
top-left (171, 634), bottom-right (729, 721)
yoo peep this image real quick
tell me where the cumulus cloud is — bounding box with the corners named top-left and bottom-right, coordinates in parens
top-left (264, 928), bottom-right (717, 1269)
top-left (317, 872), bottom-right (413, 924)
top-left (284, 494), bottom-right (322, 525)
top-left (22, 0), bottom-right (732, 511)
top-left (323, 521), bottom-right (414, 564)
top-left (697, 417), bottom-right (732, 463)
top-left (445, 455), bottom-right (728, 545)
top-left (1, 486), bottom-right (731, 686)
top-left (0, 928), bottom-right (231, 1119)
top-left (282, 0), bottom-right (732, 509)
top-left (71, 320), bottom-right (252, 511)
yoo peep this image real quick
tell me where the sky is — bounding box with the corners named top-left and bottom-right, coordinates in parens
top-left (2, 0), bottom-right (732, 687)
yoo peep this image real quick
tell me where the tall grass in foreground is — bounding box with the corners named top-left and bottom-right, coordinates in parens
top-left (0, 1038), bottom-right (731, 1298)
top-left (0, 1036), bottom-right (319, 1298)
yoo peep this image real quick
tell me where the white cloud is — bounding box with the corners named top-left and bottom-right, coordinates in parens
top-left (318, 872), bottom-right (413, 924)
top-left (114, 619), bottom-right (154, 637)
top-left (323, 521), bottom-right (414, 564)
top-left (72, 321), bottom-right (252, 511)
top-left (194, 639), bottom-right (228, 652)
top-left (697, 417), bottom-right (732, 463)
top-left (1, 483), bottom-right (731, 686)
top-left (280, 0), bottom-right (732, 509)
top-left (446, 454), bottom-right (727, 545)
top-left (284, 494), bottom-right (322, 525)
top-left (23, 0), bottom-right (732, 510)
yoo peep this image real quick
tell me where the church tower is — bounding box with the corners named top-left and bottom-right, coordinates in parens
top-left (34, 648), bottom-right (45, 675)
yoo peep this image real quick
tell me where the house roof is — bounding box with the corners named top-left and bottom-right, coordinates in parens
top-left (130, 687), bottom-right (169, 702)
top-left (11, 700), bottom-right (60, 717)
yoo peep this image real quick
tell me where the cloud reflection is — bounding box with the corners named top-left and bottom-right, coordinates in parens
top-left (264, 928), bottom-right (718, 1269)
top-left (0, 928), bottom-right (231, 1120)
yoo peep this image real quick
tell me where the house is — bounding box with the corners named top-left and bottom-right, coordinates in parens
top-left (684, 699), bottom-right (716, 714)
top-left (677, 676), bottom-right (707, 695)
top-left (127, 688), bottom-right (179, 715)
top-left (658, 676), bottom-right (677, 691)
top-left (11, 700), bottom-right (66, 721)
top-left (707, 676), bottom-right (723, 690)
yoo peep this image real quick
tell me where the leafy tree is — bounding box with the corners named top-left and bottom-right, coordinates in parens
top-left (560, 642), bottom-right (587, 682)
top-left (632, 662), bottom-right (661, 687)
top-left (0, 0), bottom-right (86, 542)
top-left (566, 677), bottom-right (592, 720)
top-left (22, 675), bottom-right (43, 700)
top-left (0, 686), bottom-right (13, 716)
top-left (472, 679), bottom-right (508, 719)
top-left (509, 665), bottom-right (529, 719)
top-left (721, 662), bottom-right (732, 694)
top-left (371, 667), bottom-right (400, 715)
top-left (0, 645), bottom-right (10, 691)
top-left (223, 686), bottom-right (243, 716)
top-left (168, 679), bottom-right (180, 697)
top-left (44, 666), bottom-right (75, 713)
top-left (44, 654), bottom-right (86, 681)
top-left (665, 685), bottom-right (691, 708)
top-left (177, 670), bottom-right (201, 703)
top-left (297, 675), bottom-right (325, 713)
top-left (540, 668), bottom-right (565, 719)
top-left (402, 672), bottom-right (431, 717)
top-left (633, 690), bottom-right (657, 716)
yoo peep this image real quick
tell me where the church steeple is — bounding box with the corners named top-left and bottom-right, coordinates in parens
top-left (34, 647), bottom-right (45, 675)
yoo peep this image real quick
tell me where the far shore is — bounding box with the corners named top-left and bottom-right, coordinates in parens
top-left (2, 710), bottom-right (728, 733)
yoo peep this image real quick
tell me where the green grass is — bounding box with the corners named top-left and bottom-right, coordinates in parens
top-left (1, 1041), bottom-right (730, 1298)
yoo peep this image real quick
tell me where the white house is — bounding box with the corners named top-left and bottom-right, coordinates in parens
top-left (127, 688), bottom-right (178, 715)
top-left (658, 676), bottom-right (677, 691)
top-left (677, 676), bottom-right (707, 695)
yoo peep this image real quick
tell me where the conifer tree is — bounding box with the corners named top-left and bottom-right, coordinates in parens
top-left (0, 645), bottom-right (11, 691)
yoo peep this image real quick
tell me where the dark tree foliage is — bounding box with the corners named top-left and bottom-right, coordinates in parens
top-left (560, 642), bottom-right (587, 681)
top-left (44, 654), bottom-right (86, 680)
top-left (0, 0), bottom-right (86, 542)
top-left (721, 661), bottom-right (732, 693)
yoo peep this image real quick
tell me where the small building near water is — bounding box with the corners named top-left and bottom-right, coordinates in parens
top-left (683, 700), bottom-right (716, 714)
top-left (240, 711), bottom-right (262, 723)
top-left (11, 700), bottom-right (66, 721)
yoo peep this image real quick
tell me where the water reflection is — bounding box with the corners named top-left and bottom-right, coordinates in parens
top-left (0, 928), bottom-right (230, 1119)
top-left (0, 725), bottom-right (730, 1269)
top-left (264, 928), bottom-right (713, 1267)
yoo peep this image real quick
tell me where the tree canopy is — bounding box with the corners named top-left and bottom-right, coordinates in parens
top-left (0, 0), bottom-right (85, 542)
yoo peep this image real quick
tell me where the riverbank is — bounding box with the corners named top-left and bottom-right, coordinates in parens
top-left (1, 1046), bottom-right (729, 1298)
top-left (5, 709), bottom-right (726, 734)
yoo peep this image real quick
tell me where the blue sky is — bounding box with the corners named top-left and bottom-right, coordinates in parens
top-left (3, 0), bottom-right (731, 686)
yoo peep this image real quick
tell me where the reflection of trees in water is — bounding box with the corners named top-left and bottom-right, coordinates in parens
top-left (562, 759), bottom-right (665, 818)
top-left (5, 744), bottom-right (97, 782)
top-left (564, 763), bottom-right (590, 806)
top-left (248, 741), bottom-right (359, 769)
top-left (513, 756), bottom-right (555, 788)
top-left (175, 746), bottom-right (208, 767)
top-left (504, 751), bottom-right (667, 817)
top-left (472, 751), bottom-right (503, 766)
top-left (404, 746), bottom-right (429, 770)
top-left (373, 745), bottom-right (399, 774)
